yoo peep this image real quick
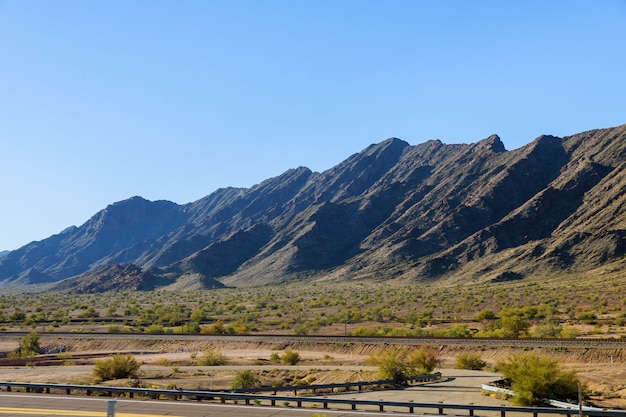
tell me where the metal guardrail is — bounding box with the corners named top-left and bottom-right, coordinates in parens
top-left (482, 384), bottom-right (609, 413)
top-left (2, 381), bottom-right (626, 416)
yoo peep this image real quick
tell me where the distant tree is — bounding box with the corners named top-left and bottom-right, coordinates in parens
top-left (190, 308), bottom-right (207, 322)
top-left (10, 308), bottom-right (26, 323)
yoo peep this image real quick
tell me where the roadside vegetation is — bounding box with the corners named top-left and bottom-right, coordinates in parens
top-left (0, 276), bottom-right (625, 338)
top-left (455, 353), bottom-right (487, 370)
top-left (8, 331), bottom-right (41, 358)
top-left (495, 352), bottom-right (580, 406)
top-left (93, 353), bottom-right (141, 381)
top-left (371, 347), bottom-right (439, 380)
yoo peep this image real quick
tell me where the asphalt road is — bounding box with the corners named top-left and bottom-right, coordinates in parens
top-left (0, 392), bottom-right (423, 417)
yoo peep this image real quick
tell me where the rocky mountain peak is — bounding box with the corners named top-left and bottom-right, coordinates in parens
top-left (1, 124), bottom-right (626, 291)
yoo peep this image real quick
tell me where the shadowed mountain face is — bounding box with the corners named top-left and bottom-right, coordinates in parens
top-left (2, 124), bottom-right (626, 292)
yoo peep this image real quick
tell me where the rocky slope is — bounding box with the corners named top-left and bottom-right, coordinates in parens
top-left (1, 124), bottom-right (625, 291)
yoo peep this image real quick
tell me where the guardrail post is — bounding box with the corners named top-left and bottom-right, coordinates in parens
top-left (408, 400), bottom-right (414, 413)
top-left (66, 388), bottom-right (71, 395)
top-left (438, 401), bottom-right (444, 414)
top-left (107, 400), bottom-right (116, 417)
top-left (469, 402), bottom-right (474, 416)
top-left (323, 398), bottom-right (328, 409)
top-left (297, 400), bottom-right (302, 408)
top-left (500, 409), bottom-right (506, 417)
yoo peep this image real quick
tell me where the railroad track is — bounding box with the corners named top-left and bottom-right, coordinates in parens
top-left (2, 332), bottom-right (625, 348)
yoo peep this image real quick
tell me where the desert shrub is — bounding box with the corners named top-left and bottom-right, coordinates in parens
top-left (146, 324), bottom-right (165, 334)
top-left (93, 354), bottom-right (140, 381)
top-left (78, 306), bottom-right (99, 318)
top-left (281, 349), bottom-right (300, 365)
top-left (201, 320), bottom-right (231, 335)
top-left (531, 320), bottom-right (562, 338)
top-left (231, 369), bottom-right (260, 389)
top-left (17, 332), bottom-right (40, 358)
top-left (373, 347), bottom-right (408, 380)
top-left (434, 324), bottom-right (471, 337)
top-left (407, 347), bottom-right (439, 374)
top-left (495, 352), bottom-right (579, 405)
top-left (455, 353), bottom-right (486, 370)
top-left (198, 348), bottom-right (227, 366)
top-left (269, 352), bottom-right (281, 363)
top-left (372, 347), bottom-right (439, 381)
top-left (577, 311), bottom-right (597, 320)
top-left (181, 321), bottom-right (201, 334)
top-left (559, 326), bottom-right (580, 338)
top-left (292, 323), bottom-right (309, 335)
top-left (475, 309), bottom-right (496, 320)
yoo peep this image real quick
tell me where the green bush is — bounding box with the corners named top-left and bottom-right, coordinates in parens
top-left (146, 324), bottom-right (165, 334)
top-left (475, 309), bottom-right (496, 320)
top-left (17, 332), bottom-right (40, 358)
top-left (559, 326), bottom-right (580, 338)
top-left (281, 349), bottom-right (300, 365)
top-left (201, 320), bottom-right (231, 335)
top-left (495, 352), bottom-right (579, 405)
top-left (372, 347), bottom-right (439, 381)
top-left (198, 348), bottom-right (227, 366)
top-left (181, 321), bottom-right (201, 334)
top-left (232, 369), bottom-right (260, 389)
top-left (455, 353), bottom-right (486, 370)
top-left (93, 354), bottom-right (141, 381)
top-left (407, 347), bottom-right (439, 374)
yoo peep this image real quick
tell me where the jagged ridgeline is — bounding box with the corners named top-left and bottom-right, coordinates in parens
top-left (2, 124), bottom-right (626, 292)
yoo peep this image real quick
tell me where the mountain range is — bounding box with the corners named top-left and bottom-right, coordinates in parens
top-left (2, 124), bottom-right (625, 292)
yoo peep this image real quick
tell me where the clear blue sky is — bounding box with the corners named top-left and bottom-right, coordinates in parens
top-left (1, 1), bottom-right (625, 251)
